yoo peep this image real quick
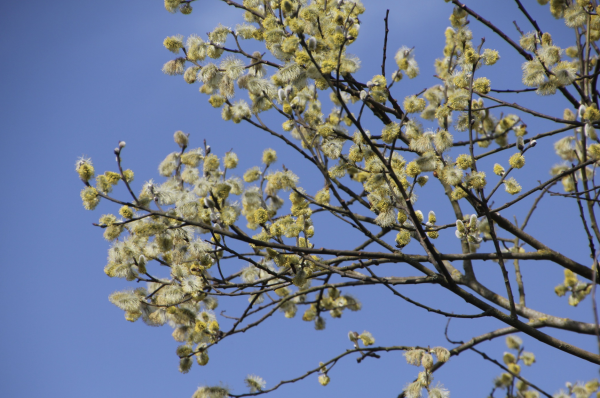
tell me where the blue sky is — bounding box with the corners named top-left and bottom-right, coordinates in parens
top-left (1, 0), bottom-right (598, 397)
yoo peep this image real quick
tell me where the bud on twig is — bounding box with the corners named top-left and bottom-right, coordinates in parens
top-left (278, 88), bottom-right (286, 103)
top-left (204, 197), bottom-right (215, 209)
top-left (517, 136), bottom-right (525, 151)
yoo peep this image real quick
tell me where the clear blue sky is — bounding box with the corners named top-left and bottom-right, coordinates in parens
top-left (0, 0), bottom-right (597, 397)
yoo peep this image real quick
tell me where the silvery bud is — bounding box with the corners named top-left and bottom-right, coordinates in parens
top-left (348, 331), bottom-right (359, 342)
top-left (174, 130), bottom-right (189, 148)
top-left (204, 197), bottom-right (215, 209)
top-left (469, 214), bottom-right (478, 229)
top-left (516, 136), bottom-right (524, 151)
top-left (585, 123), bottom-right (598, 141)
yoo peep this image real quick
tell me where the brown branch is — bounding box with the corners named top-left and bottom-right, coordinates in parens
top-left (479, 93), bottom-right (583, 126)
top-left (365, 266), bottom-right (491, 319)
top-left (491, 212), bottom-right (598, 283)
top-left (228, 345), bottom-right (425, 397)
top-left (490, 87), bottom-right (536, 94)
top-left (381, 9), bottom-right (390, 77)
top-left (513, 0), bottom-right (542, 35)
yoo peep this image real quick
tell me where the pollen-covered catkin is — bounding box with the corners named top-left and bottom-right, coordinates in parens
top-left (406, 161), bottom-right (421, 177)
top-left (244, 167), bottom-right (261, 182)
top-left (473, 77), bottom-right (491, 94)
top-left (508, 153), bottom-right (525, 169)
top-left (224, 152), bottom-right (238, 169)
top-left (76, 159), bottom-right (95, 181)
top-left (395, 230), bottom-right (411, 248)
top-left (254, 208), bottom-right (269, 224)
top-left (482, 49), bottom-right (500, 65)
top-left (504, 177), bottom-right (522, 195)
top-left (262, 148), bottom-right (277, 165)
top-left (493, 164), bottom-right (505, 176)
top-left (119, 206), bottom-right (134, 219)
top-left (456, 154), bottom-right (473, 170)
top-left (404, 96), bottom-right (427, 113)
top-left (163, 35), bottom-right (184, 53)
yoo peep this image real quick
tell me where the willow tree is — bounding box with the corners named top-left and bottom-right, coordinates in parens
top-left (77, 0), bottom-right (600, 397)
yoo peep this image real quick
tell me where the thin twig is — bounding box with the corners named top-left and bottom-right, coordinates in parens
top-left (381, 9), bottom-right (390, 77)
